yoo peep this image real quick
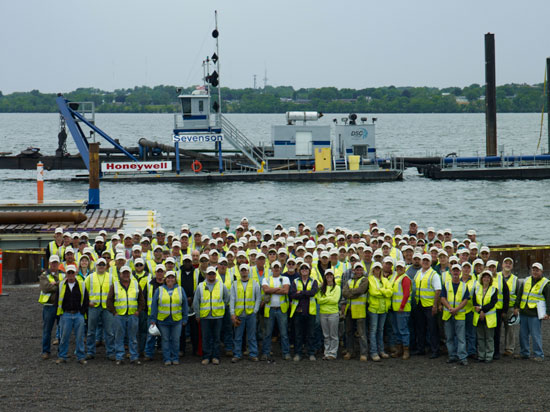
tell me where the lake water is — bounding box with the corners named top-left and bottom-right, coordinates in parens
top-left (0, 112), bottom-right (549, 245)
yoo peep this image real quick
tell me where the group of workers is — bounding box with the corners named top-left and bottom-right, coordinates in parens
top-left (39, 218), bottom-right (550, 366)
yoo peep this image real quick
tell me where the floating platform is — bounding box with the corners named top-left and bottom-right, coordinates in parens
top-left (422, 165), bottom-right (550, 180)
top-left (71, 168), bottom-right (403, 183)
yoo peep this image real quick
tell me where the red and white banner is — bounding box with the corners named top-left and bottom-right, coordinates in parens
top-left (101, 161), bottom-right (172, 173)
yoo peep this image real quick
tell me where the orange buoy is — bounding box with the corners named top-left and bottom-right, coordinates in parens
top-left (191, 160), bottom-right (203, 173)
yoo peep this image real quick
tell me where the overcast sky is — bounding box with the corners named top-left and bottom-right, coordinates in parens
top-left (1, 0), bottom-right (549, 94)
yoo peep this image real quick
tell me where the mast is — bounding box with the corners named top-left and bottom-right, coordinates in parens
top-left (215, 10), bottom-right (222, 127)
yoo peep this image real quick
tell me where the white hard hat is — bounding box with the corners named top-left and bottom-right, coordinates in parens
top-left (305, 240), bottom-right (316, 248)
top-left (148, 324), bottom-right (161, 336)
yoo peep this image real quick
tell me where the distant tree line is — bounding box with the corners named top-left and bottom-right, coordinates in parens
top-left (0, 83), bottom-right (545, 114)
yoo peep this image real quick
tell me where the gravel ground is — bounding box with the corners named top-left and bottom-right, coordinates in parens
top-left (1, 286), bottom-right (549, 411)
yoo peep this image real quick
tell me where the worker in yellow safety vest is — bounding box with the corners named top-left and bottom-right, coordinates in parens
top-left (192, 266), bottom-right (230, 365)
top-left (486, 260), bottom-right (509, 360)
top-left (39, 255), bottom-right (65, 359)
top-left (499, 257), bottom-right (519, 356)
top-left (229, 264), bottom-right (261, 362)
top-left (440, 264), bottom-right (470, 365)
top-left (107, 266), bottom-right (145, 365)
top-left (413, 254), bottom-right (442, 358)
top-left (472, 271), bottom-right (498, 362)
top-left (289, 262), bottom-right (319, 361)
top-left (55, 264), bottom-right (88, 365)
top-left (513, 262), bottom-right (550, 361)
top-left (389, 261), bottom-right (412, 360)
top-left (149, 270), bottom-right (188, 365)
top-left (342, 262), bottom-right (369, 362)
top-left (84, 258), bottom-right (115, 361)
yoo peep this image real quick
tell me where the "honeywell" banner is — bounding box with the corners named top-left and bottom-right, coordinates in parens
top-left (101, 161), bottom-right (172, 173)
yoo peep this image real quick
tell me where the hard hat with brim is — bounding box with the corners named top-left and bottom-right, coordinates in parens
top-left (532, 262), bottom-right (543, 271)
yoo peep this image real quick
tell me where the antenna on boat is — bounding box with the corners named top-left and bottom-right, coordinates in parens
top-left (213, 10), bottom-right (222, 127)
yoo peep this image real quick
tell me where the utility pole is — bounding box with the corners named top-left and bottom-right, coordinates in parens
top-left (253, 74), bottom-right (257, 89)
top-left (263, 67), bottom-right (268, 89)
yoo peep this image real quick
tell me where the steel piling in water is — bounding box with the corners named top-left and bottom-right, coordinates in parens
top-left (485, 33), bottom-right (497, 157)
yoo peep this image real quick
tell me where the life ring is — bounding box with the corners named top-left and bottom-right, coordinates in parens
top-left (191, 160), bottom-right (203, 173)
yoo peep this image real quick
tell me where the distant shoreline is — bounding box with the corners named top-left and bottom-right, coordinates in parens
top-left (0, 83), bottom-right (546, 114)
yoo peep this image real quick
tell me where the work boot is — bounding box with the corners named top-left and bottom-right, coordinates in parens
top-left (371, 354), bottom-right (381, 362)
top-left (391, 345), bottom-right (403, 358)
top-left (343, 353), bottom-right (352, 360)
top-left (402, 346), bottom-right (410, 360)
top-left (359, 355), bottom-right (368, 362)
top-left (389, 345), bottom-right (398, 357)
top-left (41, 353), bottom-right (50, 360)
top-left (380, 352), bottom-right (390, 359)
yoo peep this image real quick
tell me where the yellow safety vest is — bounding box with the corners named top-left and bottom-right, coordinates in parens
top-left (442, 279), bottom-right (467, 321)
top-left (235, 279), bottom-right (255, 316)
top-left (367, 276), bottom-right (392, 314)
top-left (38, 272), bottom-right (64, 304)
top-left (331, 262), bottom-right (344, 286)
top-left (345, 277), bottom-right (367, 319)
top-left (264, 276), bottom-right (289, 317)
top-left (463, 277), bottom-right (476, 314)
top-left (290, 278), bottom-right (317, 318)
top-left (520, 276), bottom-right (550, 310)
top-left (473, 285), bottom-right (497, 328)
top-left (134, 271), bottom-right (150, 291)
top-left (56, 279), bottom-right (85, 315)
top-left (199, 280), bottom-right (225, 318)
top-left (391, 273), bottom-right (411, 312)
top-left (85, 271), bottom-right (112, 309)
top-left (492, 273), bottom-right (505, 310)
top-left (414, 268), bottom-right (438, 307)
top-left (502, 272), bottom-right (518, 306)
top-left (49, 240), bottom-right (62, 257)
top-left (114, 278), bottom-right (139, 315)
top-left (157, 286), bottom-right (183, 321)
top-left (217, 271), bottom-right (233, 291)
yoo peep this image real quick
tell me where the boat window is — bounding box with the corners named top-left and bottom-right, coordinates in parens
top-left (198, 100), bottom-right (204, 112)
top-left (182, 98), bottom-right (192, 118)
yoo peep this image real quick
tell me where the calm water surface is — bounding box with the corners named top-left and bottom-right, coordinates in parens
top-left (0, 113), bottom-right (548, 245)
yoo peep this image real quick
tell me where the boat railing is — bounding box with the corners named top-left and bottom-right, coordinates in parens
top-left (220, 114), bottom-right (265, 169)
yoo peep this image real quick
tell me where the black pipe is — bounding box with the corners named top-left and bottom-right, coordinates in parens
top-left (485, 33), bottom-right (497, 156)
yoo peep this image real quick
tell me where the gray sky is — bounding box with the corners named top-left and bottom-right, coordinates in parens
top-left (1, 0), bottom-right (549, 94)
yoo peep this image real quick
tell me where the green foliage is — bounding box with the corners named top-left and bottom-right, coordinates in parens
top-left (0, 83), bottom-right (545, 114)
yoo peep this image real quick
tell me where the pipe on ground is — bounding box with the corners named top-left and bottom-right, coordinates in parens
top-left (0, 212), bottom-right (88, 224)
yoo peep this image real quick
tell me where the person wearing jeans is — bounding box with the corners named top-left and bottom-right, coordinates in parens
top-left (472, 271), bottom-right (498, 362)
top-left (390, 261), bottom-right (412, 360)
top-left (56, 265), bottom-right (89, 364)
top-left (342, 262), bottom-right (369, 361)
top-left (193, 266), bottom-right (230, 365)
top-left (316, 269), bottom-right (341, 360)
top-left (289, 263), bottom-right (318, 361)
top-left (262, 261), bottom-right (291, 360)
top-left (144, 265), bottom-right (166, 360)
top-left (38, 255), bottom-right (64, 359)
top-left (150, 271), bottom-right (188, 365)
top-left (367, 262), bottom-right (392, 361)
top-left (440, 264), bottom-right (470, 365)
top-left (106, 266), bottom-right (146, 365)
top-left (230, 264), bottom-right (261, 362)
top-left (84, 258), bottom-right (115, 360)
top-left (513, 263), bottom-right (550, 361)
